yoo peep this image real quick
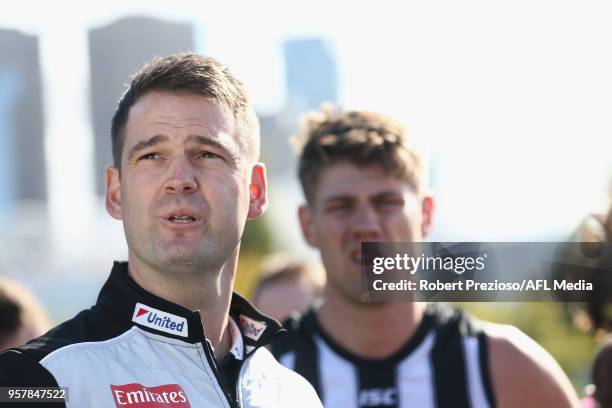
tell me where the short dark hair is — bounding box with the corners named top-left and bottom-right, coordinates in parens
top-left (292, 105), bottom-right (425, 203)
top-left (111, 52), bottom-right (259, 169)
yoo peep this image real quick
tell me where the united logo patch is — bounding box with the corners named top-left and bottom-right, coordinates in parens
top-left (131, 303), bottom-right (188, 337)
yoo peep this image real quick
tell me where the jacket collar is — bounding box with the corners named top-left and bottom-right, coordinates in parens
top-left (95, 261), bottom-right (283, 355)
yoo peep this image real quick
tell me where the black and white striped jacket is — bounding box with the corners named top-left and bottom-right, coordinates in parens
top-left (272, 304), bottom-right (496, 408)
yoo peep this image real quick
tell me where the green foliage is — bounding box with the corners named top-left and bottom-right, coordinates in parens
top-left (241, 213), bottom-right (273, 254)
top-left (236, 213), bottom-right (275, 299)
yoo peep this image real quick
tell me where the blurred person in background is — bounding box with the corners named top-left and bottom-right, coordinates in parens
top-left (252, 255), bottom-right (325, 322)
top-left (591, 337), bottom-right (612, 408)
top-left (0, 276), bottom-right (50, 351)
top-left (582, 336), bottom-right (612, 408)
top-left (556, 198), bottom-right (612, 335)
top-left (271, 105), bottom-right (579, 407)
top-left (0, 53), bottom-right (320, 408)
top-left (590, 203), bottom-right (612, 408)
top-left (554, 199), bottom-right (612, 407)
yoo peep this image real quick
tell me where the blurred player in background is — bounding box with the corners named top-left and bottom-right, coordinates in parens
top-left (591, 337), bottom-right (612, 408)
top-left (253, 255), bottom-right (325, 321)
top-left (555, 199), bottom-right (612, 407)
top-left (271, 105), bottom-right (579, 407)
top-left (557, 198), bottom-right (612, 334)
top-left (0, 276), bottom-right (50, 351)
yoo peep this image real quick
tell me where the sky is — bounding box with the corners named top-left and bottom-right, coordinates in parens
top-left (1, 0), bottom-right (611, 260)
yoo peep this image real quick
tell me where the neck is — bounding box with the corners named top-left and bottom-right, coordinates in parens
top-left (127, 248), bottom-right (239, 361)
top-left (317, 285), bottom-right (426, 359)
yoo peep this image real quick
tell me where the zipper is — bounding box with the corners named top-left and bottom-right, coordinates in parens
top-left (235, 355), bottom-right (249, 406)
top-left (193, 314), bottom-right (239, 408)
top-left (203, 339), bottom-right (239, 407)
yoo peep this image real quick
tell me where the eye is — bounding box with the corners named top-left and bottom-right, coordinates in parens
top-left (326, 201), bottom-right (353, 213)
top-left (139, 152), bottom-right (161, 160)
top-left (381, 199), bottom-right (403, 206)
top-left (198, 151), bottom-right (222, 160)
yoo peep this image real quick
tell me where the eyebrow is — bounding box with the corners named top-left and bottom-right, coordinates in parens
top-left (126, 134), bottom-right (237, 162)
top-left (126, 135), bottom-right (169, 162)
top-left (373, 191), bottom-right (404, 200)
top-left (322, 191), bottom-right (403, 204)
top-left (187, 135), bottom-right (234, 155)
top-left (322, 195), bottom-right (354, 205)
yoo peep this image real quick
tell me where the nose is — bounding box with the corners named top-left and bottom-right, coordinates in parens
top-left (351, 205), bottom-right (382, 241)
top-left (164, 156), bottom-right (198, 194)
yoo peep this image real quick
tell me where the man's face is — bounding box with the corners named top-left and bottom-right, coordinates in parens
top-left (105, 91), bottom-right (266, 274)
top-left (299, 162), bottom-right (433, 303)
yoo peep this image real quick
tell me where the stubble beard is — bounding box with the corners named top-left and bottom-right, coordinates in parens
top-left (324, 263), bottom-right (365, 307)
top-left (151, 236), bottom-right (219, 275)
top-left (152, 224), bottom-right (243, 277)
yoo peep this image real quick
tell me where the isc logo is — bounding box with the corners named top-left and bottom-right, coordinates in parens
top-left (358, 388), bottom-right (397, 407)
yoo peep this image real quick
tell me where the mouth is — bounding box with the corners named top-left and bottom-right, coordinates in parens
top-left (167, 215), bottom-right (197, 224)
top-left (159, 209), bottom-right (204, 228)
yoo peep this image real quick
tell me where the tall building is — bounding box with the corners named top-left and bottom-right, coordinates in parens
top-left (0, 28), bottom-right (46, 206)
top-left (283, 38), bottom-right (338, 112)
top-left (260, 38), bottom-right (339, 176)
top-left (88, 17), bottom-right (194, 195)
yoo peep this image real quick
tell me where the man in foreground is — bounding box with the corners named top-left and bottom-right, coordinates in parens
top-left (0, 53), bottom-right (320, 407)
top-left (272, 106), bottom-right (579, 407)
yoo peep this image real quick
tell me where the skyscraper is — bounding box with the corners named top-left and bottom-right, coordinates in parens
top-left (0, 28), bottom-right (46, 206)
top-left (283, 38), bottom-right (338, 112)
top-left (88, 17), bottom-right (194, 195)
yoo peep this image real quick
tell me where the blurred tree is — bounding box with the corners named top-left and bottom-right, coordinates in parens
top-left (235, 213), bottom-right (275, 299)
top-left (241, 213), bottom-right (274, 255)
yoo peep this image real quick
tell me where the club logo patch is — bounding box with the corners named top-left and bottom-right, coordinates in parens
top-left (359, 388), bottom-right (397, 407)
top-left (110, 383), bottom-right (191, 407)
top-left (239, 314), bottom-right (267, 341)
top-left (132, 303), bottom-right (188, 338)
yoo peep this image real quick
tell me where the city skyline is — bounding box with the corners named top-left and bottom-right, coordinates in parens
top-left (0, 4), bottom-right (610, 272)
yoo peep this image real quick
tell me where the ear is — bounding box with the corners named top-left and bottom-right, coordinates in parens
top-left (298, 205), bottom-right (319, 248)
top-left (247, 164), bottom-right (268, 219)
top-left (105, 165), bottom-right (123, 220)
top-left (420, 194), bottom-right (435, 238)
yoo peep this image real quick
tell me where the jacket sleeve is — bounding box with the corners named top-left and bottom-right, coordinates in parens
top-left (0, 349), bottom-right (66, 408)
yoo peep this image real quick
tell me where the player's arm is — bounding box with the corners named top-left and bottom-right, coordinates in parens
top-left (0, 350), bottom-right (66, 408)
top-left (485, 323), bottom-right (580, 408)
